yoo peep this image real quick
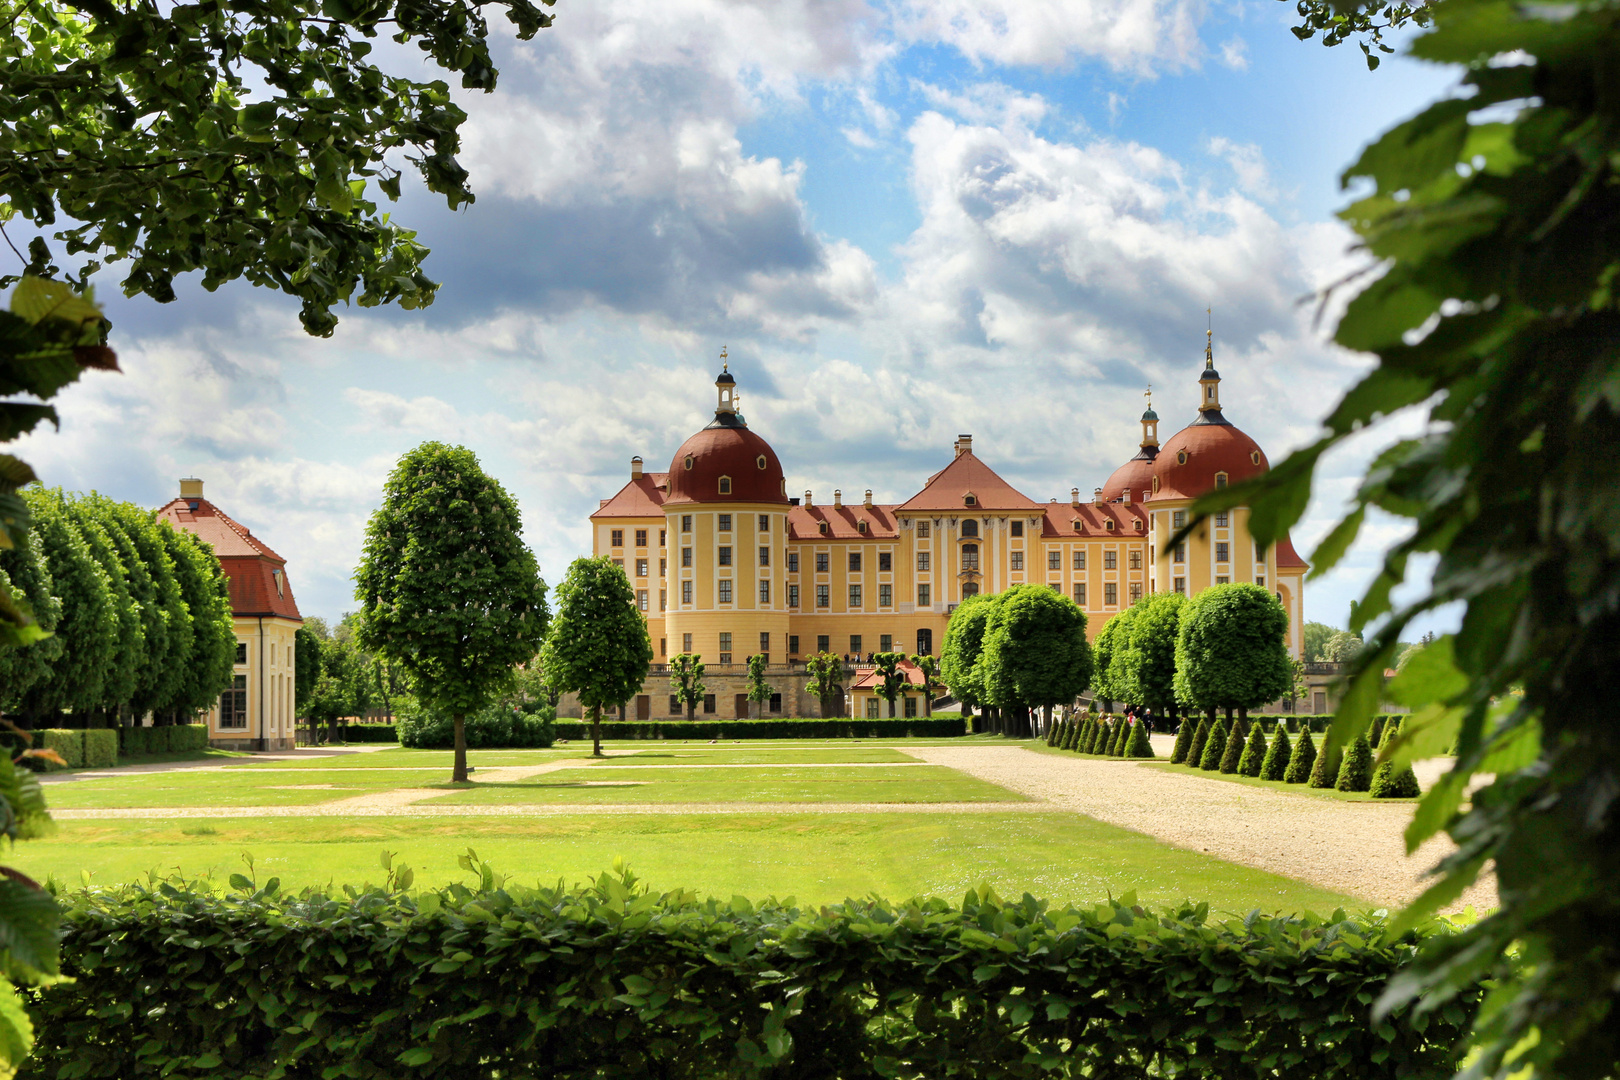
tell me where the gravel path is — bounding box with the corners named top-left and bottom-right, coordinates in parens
top-left (905, 745), bottom-right (1495, 913)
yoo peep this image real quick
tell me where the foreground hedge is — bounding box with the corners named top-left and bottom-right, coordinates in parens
top-left (24, 866), bottom-right (1478, 1080)
top-left (556, 717), bottom-right (968, 740)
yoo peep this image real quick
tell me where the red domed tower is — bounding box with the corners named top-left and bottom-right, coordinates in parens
top-left (662, 359), bottom-right (792, 670)
top-left (1144, 328), bottom-right (1307, 657)
top-left (1100, 390), bottom-right (1161, 505)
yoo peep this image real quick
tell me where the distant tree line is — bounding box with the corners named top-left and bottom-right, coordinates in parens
top-left (0, 488), bottom-right (236, 727)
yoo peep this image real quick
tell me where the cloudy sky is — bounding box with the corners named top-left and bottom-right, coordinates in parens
top-left (15, 0), bottom-right (1461, 632)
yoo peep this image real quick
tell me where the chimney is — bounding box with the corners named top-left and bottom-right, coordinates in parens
top-left (1122, 488), bottom-right (1131, 505)
top-left (863, 489), bottom-right (873, 508)
top-left (1093, 487), bottom-right (1104, 506)
top-left (179, 477), bottom-right (204, 499)
top-left (1071, 487), bottom-right (1080, 506)
top-left (955, 434), bottom-right (973, 457)
top-left (833, 489), bottom-right (843, 508)
top-left (631, 456), bottom-right (643, 480)
top-left (804, 490), bottom-right (814, 508)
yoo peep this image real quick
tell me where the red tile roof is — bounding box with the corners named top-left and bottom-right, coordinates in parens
top-left (155, 497), bottom-right (302, 620)
top-left (590, 474), bottom-right (669, 519)
top-left (896, 450), bottom-right (1044, 513)
top-left (1039, 501), bottom-right (1149, 538)
top-left (788, 503), bottom-right (899, 541)
top-left (849, 659), bottom-right (929, 690)
top-left (1275, 534), bottom-right (1309, 570)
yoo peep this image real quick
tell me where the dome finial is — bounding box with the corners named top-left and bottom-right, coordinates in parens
top-left (721, 344), bottom-right (728, 372)
top-left (1198, 312), bottom-right (1223, 414)
top-left (1141, 384), bottom-right (1159, 447)
top-left (1205, 307), bottom-right (1214, 368)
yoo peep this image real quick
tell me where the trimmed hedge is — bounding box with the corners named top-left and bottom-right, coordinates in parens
top-left (39, 730), bottom-right (83, 769)
top-left (401, 705), bottom-right (555, 749)
top-left (343, 724), bottom-right (400, 743)
top-left (24, 872), bottom-right (1482, 1080)
top-left (553, 717), bottom-right (969, 740)
top-left (118, 724), bottom-right (208, 757)
top-left (83, 729), bottom-right (117, 769)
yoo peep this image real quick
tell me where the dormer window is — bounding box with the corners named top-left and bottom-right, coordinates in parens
top-left (756, 455), bottom-right (767, 470)
top-left (1105, 520), bottom-right (1115, 531)
top-left (818, 520), bottom-right (828, 535)
top-left (857, 520), bottom-right (868, 534)
top-left (1072, 519), bottom-right (1082, 531)
top-left (684, 455), bottom-right (695, 470)
top-left (1176, 451), bottom-right (1188, 465)
top-left (964, 493), bottom-right (977, 507)
top-left (1214, 472), bottom-right (1228, 489)
top-left (1134, 520), bottom-right (1143, 531)
top-left (719, 476), bottom-right (732, 495)
top-left (1251, 451), bottom-right (1261, 465)
top-left (272, 569), bottom-right (284, 599)
top-left (1152, 476), bottom-right (1160, 493)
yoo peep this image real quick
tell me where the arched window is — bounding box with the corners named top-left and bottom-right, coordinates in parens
top-left (1176, 451), bottom-right (1188, 465)
top-left (961, 519), bottom-right (979, 538)
top-left (757, 455), bottom-right (768, 470)
top-left (1251, 451), bottom-right (1261, 465)
top-left (1152, 476), bottom-right (1160, 493)
top-left (684, 455), bottom-right (695, 470)
top-left (1214, 472), bottom-right (1228, 489)
top-left (961, 543), bottom-right (980, 571)
top-left (719, 476), bottom-right (732, 495)
top-left (962, 582), bottom-right (980, 598)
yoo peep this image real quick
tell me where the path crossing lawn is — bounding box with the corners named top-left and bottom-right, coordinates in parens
top-left (428, 766), bottom-right (1019, 805)
top-left (13, 813), bottom-right (1364, 916)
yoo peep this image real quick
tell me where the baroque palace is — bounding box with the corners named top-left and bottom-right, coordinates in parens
top-left (583, 339), bottom-right (1308, 720)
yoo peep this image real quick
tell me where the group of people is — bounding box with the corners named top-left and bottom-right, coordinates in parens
top-left (1051, 703), bottom-right (1157, 736)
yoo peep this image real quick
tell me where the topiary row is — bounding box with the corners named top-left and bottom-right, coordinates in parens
top-left (1168, 714), bottom-right (1420, 797)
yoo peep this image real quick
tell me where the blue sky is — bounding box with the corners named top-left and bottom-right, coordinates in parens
top-left (15, 0), bottom-right (1461, 634)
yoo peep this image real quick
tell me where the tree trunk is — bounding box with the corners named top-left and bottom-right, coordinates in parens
top-left (687, 699), bottom-right (696, 723)
top-left (452, 714), bottom-right (468, 782)
top-left (924, 689), bottom-right (932, 717)
top-left (1238, 705), bottom-right (1249, 723)
top-left (592, 703), bottom-right (604, 757)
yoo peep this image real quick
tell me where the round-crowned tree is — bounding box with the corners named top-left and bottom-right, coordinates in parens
top-left (979, 584), bottom-right (1092, 738)
top-left (939, 592), bottom-right (996, 729)
top-left (1115, 592), bottom-right (1188, 723)
top-left (1172, 584), bottom-right (1294, 724)
top-left (355, 443), bottom-right (551, 780)
top-left (540, 557), bottom-right (650, 758)
top-left (1089, 608), bottom-right (1129, 709)
top-left (95, 498), bottom-right (190, 719)
top-left (15, 488), bottom-right (116, 719)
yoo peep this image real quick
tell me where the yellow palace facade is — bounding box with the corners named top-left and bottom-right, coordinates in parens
top-left (584, 344), bottom-right (1307, 720)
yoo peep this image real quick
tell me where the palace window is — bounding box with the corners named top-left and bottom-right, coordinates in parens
top-left (660, 558), bottom-right (667, 576)
top-left (917, 521), bottom-right (931, 538)
top-left (1074, 550), bottom-right (1085, 570)
top-left (917, 584), bottom-right (931, 607)
top-left (718, 546), bottom-right (732, 567)
top-left (635, 559), bottom-right (648, 578)
top-left (660, 530), bottom-right (666, 546)
top-left (962, 519), bottom-right (979, 538)
top-left (1105, 519), bottom-right (1115, 531)
top-left (719, 477), bottom-right (732, 495)
top-left (682, 515), bottom-right (692, 533)
top-left (660, 589), bottom-right (667, 611)
top-left (879, 552), bottom-right (892, 572)
top-left (1048, 551), bottom-right (1061, 570)
top-left (1177, 451), bottom-right (1188, 465)
top-left (1011, 521), bottom-right (1023, 537)
top-left (917, 552), bottom-right (930, 572)
top-left (219, 676), bottom-right (248, 729)
top-left (1216, 576), bottom-right (1229, 585)
top-left (718, 580), bottom-right (733, 603)
top-left (857, 520), bottom-right (868, 534)
top-left (1104, 550), bottom-right (1117, 570)
top-left (789, 635), bottom-right (799, 655)
top-left (1105, 582), bottom-right (1118, 606)
top-left (917, 629), bottom-right (933, 655)
top-left (235, 642), bottom-right (248, 664)
top-left (635, 529), bottom-right (648, 547)
top-left (964, 494), bottom-right (977, 507)
top-left (637, 589), bottom-right (648, 611)
top-left (788, 552), bottom-right (799, 572)
top-left (817, 635), bottom-right (829, 653)
top-left (683, 633), bottom-right (693, 652)
top-left (613, 559), bottom-right (624, 570)
top-left (1174, 577), bottom-right (1186, 594)
top-left (1129, 551), bottom-right (1142, 570)
top-left (757, 456), bottom-right (767, 470)
top-left (684, 455), bottom-right (695, 471)
top-left (1216, 542), bottom-right (1229, 563)
top-left (682, 580), bottom-right (693, 604)
top-left (670, 694), bottom-right (681, 712)
top-left (961, 544), bottom-right (980, 571)
top-left (851, 635), bottom-right (863, 655)
top-left (661, 639), bottom-right (667, 657)
top-left (816, 585), bottom-right (830, 608)
top-left (879, 584), bottom-right (892, 607)
top-left (759, 546), bottom-right (770, 566)
top-left (880, 634), bottom-right (892, 652)
top-left (718, 633), bottom-right (732, 665)
top-left (816, 553), bottom-right (829, 572)
top-left (1215, 511), bottom-right (1228, 527)
top-left (962, 582), bottom-right (980, 597)
top-left (1172, 510), bottom-right (1186, 529)
top-left (849, 584), bottom-right (863, 608)
top-left (1010, 552), bottom-right (1024, 571)
top-left (1256, 576), bottom-right (1266, 589)
top-left (759, 514), bottom-right (770, 532)
top-left (1214, 473), bottom-right (1228, 489)
top-left (1256, 542), bottom-right (1267, 561)
top-left (849, 552), bottom-right (862, 572)
top-left (818, 521), bottom-right (828, 535)
top-left (1129, 582), bottom-right (1143, 603)
top-left (759, 581), bottom-right (770, 603)
top-left (788, 584), bottom-right (800, 608)
top-left (1173, 543), bottom-right (1186, 564)
top-left (682, 547), bottom-right (692, 568)
top-left (611, 530), bottom-right (623, 548)
top-left (719, 514), bottom-right (732, 531)
top-left (1074, 583), bottom-right (1086, 606)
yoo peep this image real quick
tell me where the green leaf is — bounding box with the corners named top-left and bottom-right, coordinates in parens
top-left (1308, 507), bottom-right (1365, 580)
top-left (0, 975), bottom-right (34, 1075)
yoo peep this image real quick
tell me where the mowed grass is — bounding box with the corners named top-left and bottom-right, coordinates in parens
top-left (13, 813), bottom-right (1366, 916)
top-left (430, 765), bottom-right (1017, 805)
top-left (43, 769), bottom-right (455, 808)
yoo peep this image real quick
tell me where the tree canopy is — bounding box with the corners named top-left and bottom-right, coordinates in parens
top-left (938, 592), bottom-right (995, 711)
top-left (1089, 605), bottom-right (1130, 705)
top-left (1172, 584), bottom-right (1293, 714)
top-left (978, 584), bottom-right (1093, 713)
top-left (2, 0), bottom-right (554, 336)
top-left (538, 557), bottom-right (650, 756)
top-left (1114, 592), bottom-right (1187, 713)
top-left (354, 442), bottom-right (549, 779)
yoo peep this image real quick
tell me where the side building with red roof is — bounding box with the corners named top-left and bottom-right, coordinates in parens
top-left (583, 349), bottom-right (1309, 721)
top-left (156, 478), bottom-right (303, 750)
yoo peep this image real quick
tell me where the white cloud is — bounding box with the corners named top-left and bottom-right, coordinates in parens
top-left (1206, 135), bottom-right (1277, 200)
top-left (1219, 35), bottom-right (1249, 70)
top-left (894, 0), bottom-right (1207, 74)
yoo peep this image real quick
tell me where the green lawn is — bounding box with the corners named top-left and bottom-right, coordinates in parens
top-left (1141, 762), bottom-right (1423, 802)
top-left (430, 765), bottom-right (1018, 805)
top-left (13, 813), bottom-right (1365, 916)
top-left (592, 748), bottom-right (920, 765)
top-left (43, 769), bottom-right (456, 808)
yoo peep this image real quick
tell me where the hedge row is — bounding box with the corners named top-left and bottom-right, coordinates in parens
top-left (556, 717), bottom-right (969, 740)
top-left (338, 724), bottom-right (399, 743)
top-left (23, 869), bottom-right (1480, 1080)
top-left (36, 729), bottom-right (117, 769)
top-left (117, 724), bottom-right (209, 758)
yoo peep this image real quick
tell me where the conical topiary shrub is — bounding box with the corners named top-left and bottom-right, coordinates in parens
top-left (1046, 719), bottom-right (1060, 746)
top-left (1169, 721), bottom-right (1193, 764)
top-left (1284, 729), bottom-right (1316, 784)
top-left (1237, 722), bottom-right (1268, 776)
top-left (1199, 718), bottom-right (1228, 770)
top-left (1369, 717), bottom-right (1422, 797)
top-left (1108, 719), bottom-right (1129, 756)
top-left (1116, 721), bottom-right (1134, 757)
top-left (1219, 718), bottom-right (1247, 774)
top-left (1081, 719), bottom-right (1101, 754)
top-left (1075, 718), bottom-right (1093, 752)
top-left (1260, 725), bottom-right (1292, 781)
top-left (1126, 720), bottom-right (1155, 758)
top-left (1335, 733), bottom-right (1374, 792)
top-left (1185, 717), bottom-right (1211, 767)
top-left (1058, 719), bottom-right (1073, 750)
top-left (1309, 735), bottom-right (1342, 788)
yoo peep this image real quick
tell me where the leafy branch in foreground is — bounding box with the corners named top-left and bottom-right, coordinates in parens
top-left (1282, 0), bottom-right (1433, 67)
top-left (0, 0), bottom-right (554, 336)
top-left (1184, 2), bottom-right (1620, 1076)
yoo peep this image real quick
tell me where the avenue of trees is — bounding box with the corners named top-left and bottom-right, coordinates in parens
top-left (939, 584), bottom-right (1094, 737)
top-left (0, 487), bottom-right (237, 727)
